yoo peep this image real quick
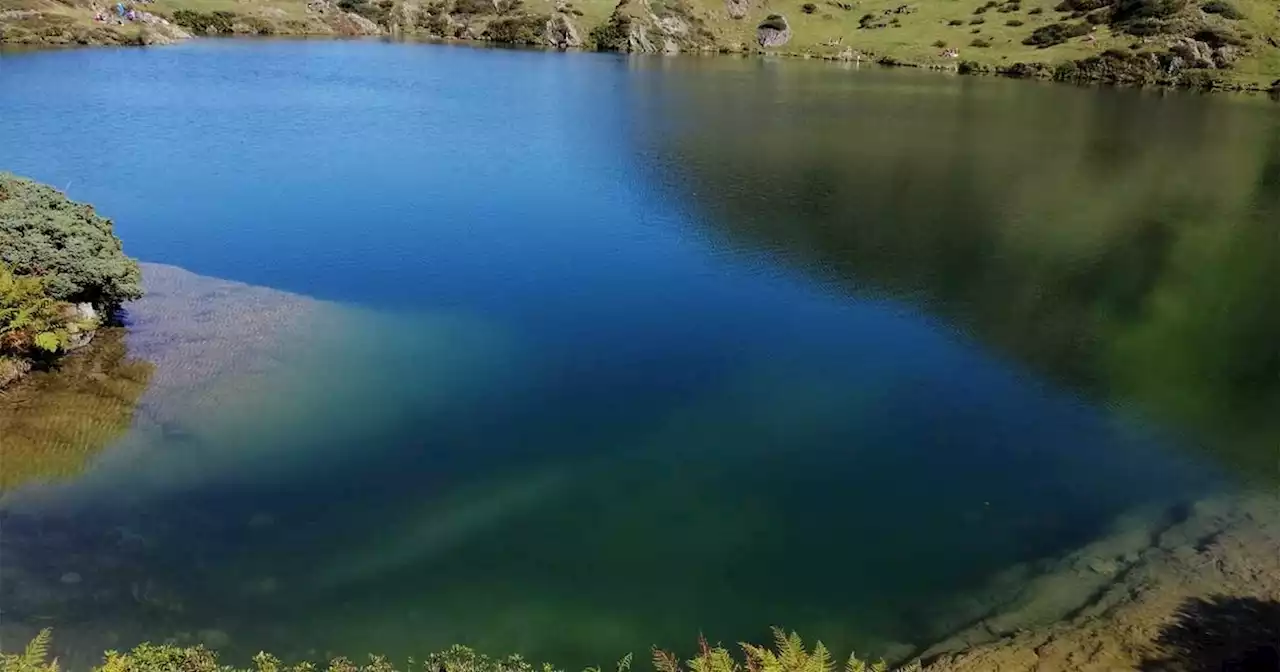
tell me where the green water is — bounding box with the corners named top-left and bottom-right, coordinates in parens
top-left (1, 42), bottom-right (1278, 669)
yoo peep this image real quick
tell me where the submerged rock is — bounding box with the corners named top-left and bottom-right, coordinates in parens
top-left (197, 629), bottom-right (231, 648)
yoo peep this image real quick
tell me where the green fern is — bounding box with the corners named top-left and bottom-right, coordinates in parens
top-left (0, 629), bottom-right (58, 672)
top-left (0, 265), bottom-right (74, 355)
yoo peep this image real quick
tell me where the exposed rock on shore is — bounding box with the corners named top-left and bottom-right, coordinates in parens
top-left (920, 492), bottom-right (1280, 672)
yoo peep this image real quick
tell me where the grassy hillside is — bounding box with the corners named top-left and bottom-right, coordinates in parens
top-left (2, 0), bottom-right (1278, 86)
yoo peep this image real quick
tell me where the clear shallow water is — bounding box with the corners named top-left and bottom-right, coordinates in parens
top-left (2, 41), bottom-right (1279, 668)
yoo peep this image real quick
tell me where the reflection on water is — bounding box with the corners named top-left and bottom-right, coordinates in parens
top-left (624, 59), bottom-right (1280, 479)
top-left (0, 44), bottom-right (1277, 671)
top-left (0, 330), bottom-right (153, 491)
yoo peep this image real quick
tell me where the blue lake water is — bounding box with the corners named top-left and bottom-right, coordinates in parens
top-left (1, 40), bottom-right (1278, 669)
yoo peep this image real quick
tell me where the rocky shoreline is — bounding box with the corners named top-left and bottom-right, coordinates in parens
top-left (918, 490), bottom-right (1280, 671)
top-left (3, 3), bottom-right (1278, 96)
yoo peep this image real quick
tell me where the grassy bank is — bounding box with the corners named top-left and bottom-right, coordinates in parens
top-left (3, 0), bottom-right (1279, 93)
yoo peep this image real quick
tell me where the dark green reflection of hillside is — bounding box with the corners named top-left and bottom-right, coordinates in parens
top-left (631, 64), bottom-right (1280, 478)
top-left (0, 329), bottom-right (154, 491)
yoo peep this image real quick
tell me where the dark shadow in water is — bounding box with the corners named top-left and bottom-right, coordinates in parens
top-left (624, 63), bottom-right (1280, 481)
top-left (1138, 596), bottom-right (1280, 672)
top-left (0, 328), bottom-right (154, 491)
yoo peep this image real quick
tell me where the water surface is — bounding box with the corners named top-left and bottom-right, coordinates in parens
top-left (1, 41), bottom-right (1278, 668)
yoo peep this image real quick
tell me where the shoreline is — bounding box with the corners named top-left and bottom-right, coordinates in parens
top-left (2, 31), bottom-right (1278, 97)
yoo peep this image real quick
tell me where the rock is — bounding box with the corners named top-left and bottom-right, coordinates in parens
top-left (64, 302), bottom-right (98, 351)
top-left (663, 37), bottom-right (680, 53)
top-left (726, 0), bottom-right (750, 19)
top-left (60, 571), bottom-right (82, 584)
top-left (1212, 44), bottom-right (1239, 68)
top-left (0, 357), bottom-right (32, 390)
top-left (756, 13), bottom-right (789, 47)
top-left (1086, 558), bottom-right (1119, 576)
top-left (545, 13), bottom-right (581, 47)
top-left (835, 46), bottom-right (859, 61)
top-left (1170, 37), bottom-right (1216, 69)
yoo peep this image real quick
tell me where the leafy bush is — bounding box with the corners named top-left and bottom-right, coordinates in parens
top-left (948, 18), bottom-right (964, 24)
top-left (337, 0), bottom-right (393, 25)
top-left (483, 14), bottom-right (547, 43)
top-left (0, 265), bottom-right (81, 356)
top-left (1, 630), bottom-right (920, 672)
top-left (802, 3), bottom-right (818, 13)
top-left (1084, 8), bottom-right (1110, 22)
top-left (1111, 0), bottom-right (1185, 22)
top-left (452, 0), bottom-right (495, 14)
top-left (970, 36), bottom-right (992, 45)
top-left (1022, 20), bottom-right (1089, 45)
top-left (1006, 18), bottom-right (1025, 24)
top-left (969, 16), bottom-right (986, 23)
top-left (1200, 0), bottom-right (1242, 17)
top-left (1121, 17), bottom-right (1166, 33)
top-left (1193, 26), bottom-right (1245, 45)
top-left (759, 14), bottom-right (788, 30)
top-left (0, 174), bottom-right (142, 308)
top-left (1028, 6), bottom-right (1044, 12)
top-left (933, 39), bottom-right (948, 46)
top-left (588, 12), bottom-right (632, 49)
top-left (169, 9), bottom-right (237, 33)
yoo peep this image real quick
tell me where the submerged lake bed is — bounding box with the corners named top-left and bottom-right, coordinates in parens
top-left (1, 40), bottom-right (1279, 670)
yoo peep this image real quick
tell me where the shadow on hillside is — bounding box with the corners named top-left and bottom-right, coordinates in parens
top-left (1138, 595), bottom-right (1280, 672)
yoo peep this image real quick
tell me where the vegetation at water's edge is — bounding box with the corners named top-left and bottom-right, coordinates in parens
top-left (4, 0), bottom-right (1280, 92)
top-left (0, 629), bottom-right (918, 672)
top-left (0, 173), bottom-right (141, 390)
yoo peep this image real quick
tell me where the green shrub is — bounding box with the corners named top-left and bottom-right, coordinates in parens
top-left (1028, 6), bottom-right (1044, 12)
top-left (0, 265), bottom-right (80, 356)
top-left (1193, 26), bottom-right (1245, 45)
top-left (483, 14), bottom-right (547, 42)
top-left (1111, 0), bottom-right (1184, 22)
top-left (933, 39), bottom-right (948, 46)
top-left (802, 3), bottom-right (818, 12)
top-left (0, 174), bottom-right (142, 308)
top-left (759, 13), bottom-right (788, 29)
top-left (169, 9), bottom-right (237, 33)
top-left (337, 0), bottom-right (393, 25)
top-left (1121, 17), bottom-right (1166, 33)
top-left (948, 18), bottom-right (964, 24)
top-left (970, 16), bottom-right (986, 23)
top-left (588, 12), bottom-right (632, 49)
top-left (1200, 0), bottom-right (1242, 17)
top-left (1, 629), bottom-right (921, 672)
top-left (1022, 20), bottom-right (1089, 45)
top-left (452, 0), bottom-right (495, 14)
top-left (1006, 18), bottom-right (1024, 24)
top-left (970, 36), bottom-right (992, 45)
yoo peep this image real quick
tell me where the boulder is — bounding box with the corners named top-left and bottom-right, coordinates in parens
top-left (726, 0), bottom-right (750, 19)
top-left (545, 13), bottom-right (581, 47)
top-left (756, 13), bottom-right (789, 47)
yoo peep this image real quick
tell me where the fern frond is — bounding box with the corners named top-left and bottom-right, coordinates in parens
top-left (652, 649), bottom-right (681, 672)
top-left (23, 629), bottom-right (53, 670)
top-left (616, 653), bottom-right (633, 672)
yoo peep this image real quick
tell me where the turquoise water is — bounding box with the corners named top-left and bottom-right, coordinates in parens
top-left (2, 41), bottom-right (1278, 668)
